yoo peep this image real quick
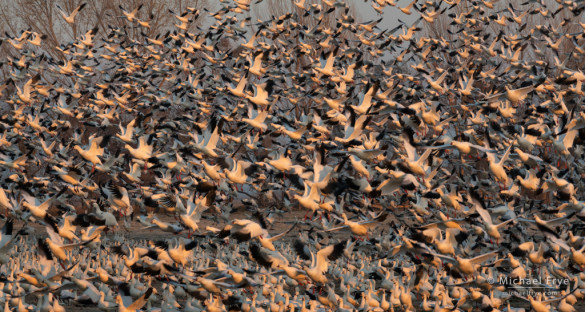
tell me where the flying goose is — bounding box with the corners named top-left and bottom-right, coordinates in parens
top-left (74, 135), bottom-right (110, 172)
top-left (468, 189), bottom-right (516, 242)
top-left (55, 3), bottom-right (87, 25)
top-left (116, 287), bottom-right (153, 312)
top-left (293, 240), bottom-right (346, 284)
top-left (322, 211), bottom-right (388, 238)
top-left (125, 134), bottom-right (155, 167)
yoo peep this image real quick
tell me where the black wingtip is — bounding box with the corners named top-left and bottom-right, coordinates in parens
top-left (328, 241), bottom-right (346, 261)
top-left (250, 244), bottom-right (273, 268)
top-left (293, 240), bottom-right (311, 260)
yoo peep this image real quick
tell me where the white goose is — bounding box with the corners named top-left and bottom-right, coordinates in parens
top-left (180, 191), bottom-right (212, 235)
top-left (74, 135), bottom-right (108, 171)
top-left (117, 118), bottom-right (136, 144)
top-left (293, 181), bottom-right (321, 218)
top-left (294, 240), bottom-right (346, 284)
top-left (191, 118), bottom-right (222, 158)
top-left (125, 134), bottom-right (155, 166)
top-left (242, 105), bottom-right (269, 132)
top-left (55, 2), bottom-right (86, 25)
top-left (21, 189), bottom-right (65, 220)
top-left (116, 287), bottom-right (153, 312)
top-left (401, 134), bottom-right (432, 176)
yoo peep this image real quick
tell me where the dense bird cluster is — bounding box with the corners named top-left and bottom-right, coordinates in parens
top-left (2, 0), bottom-right (585, 311)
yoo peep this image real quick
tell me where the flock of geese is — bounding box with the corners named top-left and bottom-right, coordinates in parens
top-left (2, 0), bottom-right (585, 311)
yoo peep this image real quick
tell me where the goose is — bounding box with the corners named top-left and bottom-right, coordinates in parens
top-left (400, 133), bottom-right (432, 176)
top-left (14, 74), bottom-right (40, 104)
top-left (485, 136), bottom-right (515, 188)
top-left (26, 31), bottom-right (46, 46)
top-left (265, 149), bottom-right (293, 173)
top-left (167, 239), bottom-right (198, 266)
top-left (375, 170), bottom-right (419, 196)
top-left (423, 137), bottom-right (494, 156)
top-left (399, 0), bottom-right (417, 14)
top-left (100, 183), bottom-right (132, 217)
top-left (45, 215), bottom-right (79, 241)
top-left (248, 52), bottom-right (268, 76)
top-left (92, 202), bottom-right (118, 228)
top-left (468, 189), bottom-right (515, 242)
top-left (486, 85), bottom-right (535, 104)
top-left (241, 27), bottom-right (262, 49)
top-left (123, 162), bottom-right (143, 184)
top-left (350, 84), bottom-right (377, 115)
top-left (74, 135), bottom-right (109, 171)
top-left (552, 122), bottom-right (578, 157)
top-left (433, 250), bottom-right (501, 276)
top-left (116, 287), bottom-right (153, 312)
top-left (43, 226), bottom-right (95, 264)
top-left (143, 218), bottom-right (183, 234)
top-left (516, 169), bottom-right (540, 191)
top-left (273, 263), bottom-right (309, 284)
top-left (314, 47), bottom-right (338, 77)
top-left (21, 189), bottom-right (66, 220)
top-left (227, 73), bottom-right (248, 98)
top-left (257, 223), bottom-right (297, 251)
top-left (323, 97), bottom-right (346, 111)
top-left (246, 82), bottom-right (273, 107)
top-left (293, 182), bottom-right (321, 219)
top-left (322, 212), bottom-right (387, 238)
top-left (249, 244), bottom-right (290, 269)
top-left (190, 118), bottom-right (222, 157)
top-left (117, 119), bottom-right (136, 144)
top-left (55, 3), bottom-right (86, 25)
top-left (223, 159), bottom-right (258, 190)
top-left (335, 112), bottom-right (370, 144)
top-left (0, 153), bottom-right (28, 173)
top-left (513, 147), bottom-right (543, 166)
top-left (180, 191), bottom-right (212, 236)
top-left (119, 4), bottom-right (143, 23)
top-left (425, 71), bottom-right (448, 93)
top-left (229, 218), bottom-right (269, 242)
top-left (195, 277), bottom-right (240, 294)
top-left (95, 153), bottom-right (122, 173)
top-left (293, 240), bottom-right (346, 284)
top-left (242, 105), bottom-right (269, 132)
top-left (201, 160), bottom-right (224, 183)
top-left (513, 291), bottom-right (577, 312)
top-left (125, 134), bottom-right (155, 166)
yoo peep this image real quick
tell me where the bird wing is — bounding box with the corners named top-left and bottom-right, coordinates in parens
top-left (416, 219), bottom-right (468, 231)
top-left (402, 134), bottom-right (417, 161)
top-left (498, 140), bottom-right (515, 164)
top-left (467, 143), bottom-right (495, 153)
top-left (468, 189), bottom-right (492, 225)
top-left (249, 244), bottom-right (273, 268)
top-left (321, 224), bottom-right (349, 232)
top-left (316, 241), bottom-right (346, 273)
top-left (293, 240), bottom-right (312, 260)
top-left (430, 252), bottom-right (457, 263)
top-left (206, 119), bottom-right (222, 150)
top-left (494, 218), bottom-right (515, 229)
top-left (126, 287), bottom-right (153, 311)
top-left (0, 220), bottom-right (13, 248)
top-left (376, 175), bottom-right (404, 196)
top-left (269, 223), bottom-right (297, 242)
top-left (470, 250), bottom-right (500, 265)
top-left (46, 224), bottom-right (64, 247)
